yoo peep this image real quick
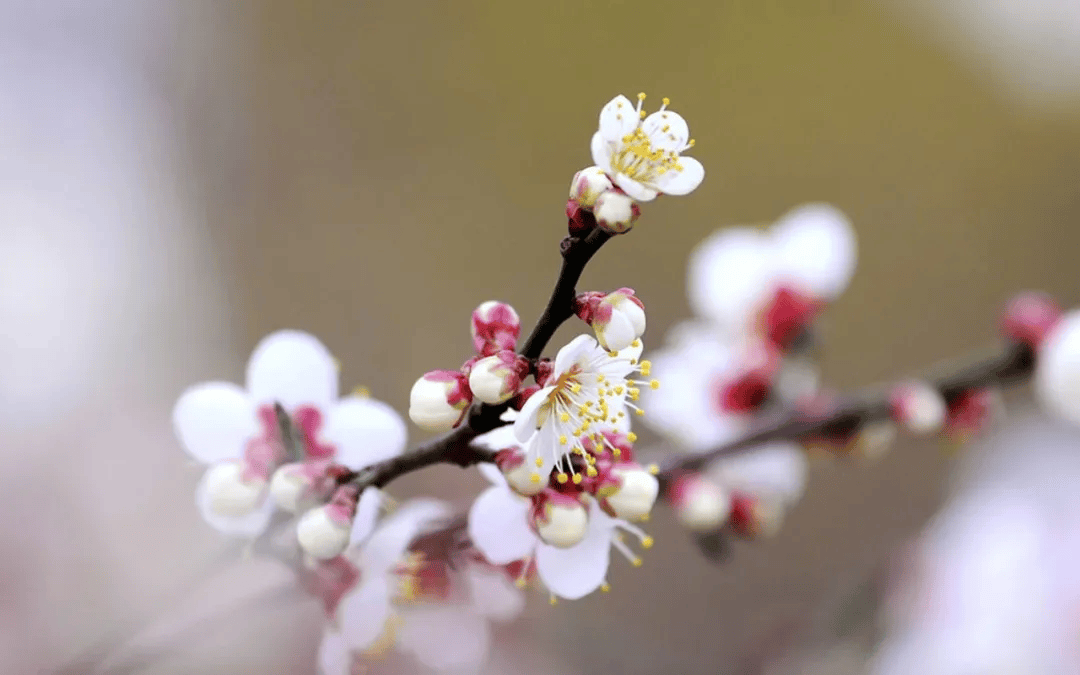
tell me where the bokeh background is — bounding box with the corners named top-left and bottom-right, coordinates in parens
top-left (5, 0), bottom-right (1080, 673)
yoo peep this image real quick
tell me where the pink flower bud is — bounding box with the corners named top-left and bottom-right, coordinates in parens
top-left (890, 381), bottom-right (946, 435)
top-left (495, 447), bottom-right (546, 496)
top-left (729, 492), bottom-right (784, 539)
top-left (568, 166), bottom-right (613, 209)
top-left (471, 301), bottom-right (521, 356)
top-left (297, 486), bottom-right (357, 560)
top-left (1001, 291), bottom-right (1062, 349)
top-left (668, 473), bottom-right (731, 531)
top-left (204, 460), bottom-right (267, 517)
top-left (593, 190), bottom-right (639, 234)
top-left (529, 490), bottom-right (589, 548)
top-left (583, 289), bottom-right (647, 352)
top-left (409, 370), bottom-right (472, 432)
top-left (468, 351), bottom-right (527, 405)
top-left (942, 389), bottom-right (1000, 444)
top-left (595, 462), bottom-right (659, 522)
top-left (760, 285), bottom-right (821, 350)
top-left (566, 200), bottom-right (593, 236)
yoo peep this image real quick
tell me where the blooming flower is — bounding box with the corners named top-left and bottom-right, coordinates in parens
top-left (468, 462), bottom-right (653, 600)
top-left (513, 335), bottom-right (654, 482)
top-left (318, 500), bottom-right (523, 674)
top-left (171, 330), bottom-right (407, 539)
top-left (591, 93), bottom-right (704, 202)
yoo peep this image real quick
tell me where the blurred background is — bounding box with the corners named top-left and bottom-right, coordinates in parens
top-left (5, 0), bottom-right (1080, 673)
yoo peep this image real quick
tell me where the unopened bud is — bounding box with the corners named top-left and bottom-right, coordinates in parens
top-left (761, 285), bottom-right (820, 351)
top-left (297, 487), bottom-right (357, 560)
top-left (890, 381), bottom-right (946, 435)
top-left (204, 461), bottom-right (266, 518)
top-left (593, 190), bottom-right (639, 234)
top-left (495, 448), bottom-right (545, 497)
top-left (270, 462), bottom-right (326, 513)
top-left (597, 462), bottom-right (659, 522)
top-left (569, 166), bottom-right (613, 209)
top-left (669, 474), bottom-right (731, 531)
top-left (1001, 291), bottom-right (1062, 350)
top-left (471, 301), bottom-right (521, 357)
top-left (530, 491), bottom-right (589, 548)
top-left (854, 421), bottom-right (897, 461)
top-left (729, 493), bottom-right (784, 539)
top-left (588, 289), bottom-right (647, 352)
top-left (409, 370), bottom-right (471, 432)
top-left (468, 351), bottom-right (526, 405)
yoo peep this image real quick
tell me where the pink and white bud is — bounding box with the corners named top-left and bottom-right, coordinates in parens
top-left (530, 491), bottom-right (589, 548)
top-left (596, 462), bottom-right (659, 522)
top-left (593, 190), bottom-right (640, 234)
top-left (760, 285), bottom-right (821, 350)
top-left (890, 381), bottom-right (947, 434)
top-left (409, 370), bottom-right (471, 432)
top-left (270, 462), bottom-right (326, 514)
top-left (204, 461), bottom-right (267, 518)
top-left (853, 421), bottom-right (897, 461)
top-left (669, 474), bottom-right (731, 531)
top-left (569, 166), bottom-right (614, 209)
top-left (297, 487), bottom-right (358, 560)
top-left (1001, 291), bottom-right (1063, 350)
top-left (590, 289), bottom-right (646, 352)
top-left (468, 351), bottom-right (526, 405)
top-left (495, 447), bottom-right (545, 497)
top-left (470, 301), bottom-right (521, 357)
top-left (1037, 310), bottom-right (1080, 424)
top-left (729, 493), bottom-right (784, 539)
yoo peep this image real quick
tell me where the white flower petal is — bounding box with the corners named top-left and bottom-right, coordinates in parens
top-left (467, 486), bottom-right (536, 564)
top-left (771, 203), bottom-right (856, 299)
top-left (246, 330), bottom-right (338, 409)
top-left (349, 486), bottom-right (384, 545)
top-left (1036, 311), bottom-right (1080, 425)
top-left (360, 499), bottom-right (451, 575)
top-left (466, 566), bottom-right (525, 622)
top-left (476, 462), bottom-right (506, 486)
top-left (194, 469), bottom-right (274, 538)
top-left (612, 173), bottom-right (659, 202)
top-left (337, 577), bottom-right (392, 651)
top-left (473, 424), bottom-right (519, 452)
top-left (709, 441), bottom-right (808, 504)
top-left (641, 110), bottom-right (690, 152)
top-left (317, 630), bottom-right (351, 675)
top-left (597, 95), bottom-right (639, 143)
top-left (172, 382), bottom-right (258, 464)
top-left (323, 396), bottom-right (407, 468)
top-left (513, 386), bottom-right (553, 443)
top-left (657, 156), bottom-right (704, 196)
top-left (687, 227), bottom-right (777, 332)
top-left (398, 607), bottom-right (490, 672)
top-left (553, 334), bottom-right (599, 374)
top-left (596, 310), bottom-right (636, 352)
top-left (590, 131), bottom-right (613, 173)
top-left (535, 508), bottom-right (612, 599)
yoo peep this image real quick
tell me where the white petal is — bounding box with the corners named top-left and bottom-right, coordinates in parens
top-left (687, 227), bottom-right (777, 332)
top-left (466, 566), bottom-right (525, 622)
top-left (612, 173), bottom-right (659, 202)
top-left (195, 469), bottom-right (274, 538)
top-left (535, 507), bottom-right (612, 599)
top-left (337, 577), bottom-right (392, 651)
top-left (657, 156), bottom-right (704, 196)
top-left (597, 94), bottom-right (639, 143)
top-left (323, 396), bottom-right (407, 469)
top-left (398, 607), bottom-right (490, 671)
top-left (473, 424), bottom-right (519, 452)
top-left (172, 382), bottom-right (258, 464)
top-left (641, 110), bottom-right (690, 152)
top-left (246, 330), bottom-right (338, 408)
top-left (467, 486), bottom-right (536, 564)
top-left (596, 310), bottom-right (636, 352)
top-left (476, 462), bottom-right (506, 486)
top-left (1037, 312), bottom-right (1080, 425)
top-left (513, 386), bottom-right (553, 443)
top-left (590, 131), bottom-right (613, 172)
top-left (771, 203), bottom-right (856, 299)
top-left (317, 630), bottom-right (350, 675)
top-left (360, 499), bottom-right (451, 575)
top-left (349, 486), bottom-right (384, 545)
top-left (709, 441), bottom-right (808, 504)
top-left (553, 334), bottom-right (600, 374)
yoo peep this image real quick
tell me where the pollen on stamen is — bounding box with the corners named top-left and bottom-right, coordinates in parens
top-left (641, 536), bottom-right (654, 549)
top-left (601, 582), bottom-right (611, 593)
top-left (627, 432), bottom-right (638, 442)
top-left (556, 473), bottom-right (569, 484)
top-left (572, 473), bottom-right (583, 484)
top-left (549, 594), bottom-right (558, 606)
top-left (650, 379), bottom-right (660, 390)
top-left (647, 464), bottom-right (659, 475)
top-left (631, 557), bottom-right (643, 567)
top-left (559, 435), bottom-right (568, 445)
top-left (586, 466), bottom-right (598, 477)
top-left (639, 360), bottom-right (652, 376)
top-left (559, 412), bottom-right (570, 423)
top-left (535, 457), bottom-right (544, 467)
top-left (530, 473), bottom-right (541, 484)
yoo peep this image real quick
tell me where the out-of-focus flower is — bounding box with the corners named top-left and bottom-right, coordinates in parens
top-left (708, 442), bottom-right (808, 507)
top-left (514, 335), bottom-right (652, 481)
top-left (890, 381), bottom-right (947, 435)
top-left (590, 93), bottom-right (704, 202)
top-left (172, 330), bottom-right (406, 538)
top-left (1036, 310), bottom-right (1080, 425)
top-left (1000, 291), bottom-right (1062, 349)
top-left (667, 473), bottom-right (732, 531)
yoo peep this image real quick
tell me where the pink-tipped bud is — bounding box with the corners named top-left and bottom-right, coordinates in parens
top-left (270, 462), bottom-right (331, 514)
top-left (580, 288), bottom-right (647, 352)
top-left (569, 166), bottom-right (614, 209)
top-left (760, 285), bottom-right (821, 351)
top-left (204, 461), bottom-right (267, 517)
top-left (495, 448), bottom-right (546, 497)
top-left (669, 473), bottom-right (731, 532)
top-left (729, 493), bottom-right (784, 539)
top-left (943, 389), bottom-right (1001, 443)
top-left (297, 486), bottom-right (357, 560)
top-left (471, 301), bottom-right (521, 357)
top-left (593, 190), bottom-right (640, 234)
top-left (890, 381), bottom-right (947, 435)
top-left (409, 370), bottom-right (472, 432)
top-left (1001, 291), bottom-right (1062, 349)
top-left (596, 462), bottom-right (659, 522)
top-left (468, 351), bottom-right (527, 405)
top-left (530, 490), bottom-right (589, 548)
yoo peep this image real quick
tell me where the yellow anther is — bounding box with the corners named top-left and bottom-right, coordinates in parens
top-left (608, 350), bottom-right (618, 358)
top-left (638, 109), bottom-right (646, 119)
top-left (632, 339), bottom-right (641, 348)
top-left (572, 473), bottom-right (583, 484)
top-left (613, 448), bottom-right (622, 457)
top-left (586, 466), bottom-right (598, 477)
top-left (637, 92), bottom-right (646, 100)
top-left (601, 582), bottom-right (611, 592)
top-left (635, 409), bottom-right (645, 416)
top-left (557, 473), bottom-right (569, 484)
top-left (550, 594), bottom-right (558, 606)
top-left (647, 463), bottom-right (659, 475)
top-left (641, 536), bottom-right (654, 549)
top-left (661, 124), bottom-right (670, 132)
top-left (631, 557), bottom-right (643, 567)
top-left (515, 578), bottom-right (527, 589)
top-left (639, 360), bottom-right (652, 376)
top-left (352, 385), bottom-right (371, 398)
top-left (614, 386), bottom-right (624, 394)
top-left (640, 513), bottom-right (650, 522)
top-left (535, 457), bottom-right (544, 467)
top-left (597, 374), bottom-right (605, 383)
top-left (560, 412), bottom-right (570, 423)
top-left (662, 97), bottom-right (670, 106)
top-left (530, 473), bottom-right (541, 484)
top-left (687, 138), bottom-right (696, 147)
top-left (559, 435), bottom-right (568, 445)
top-left (570, 382), bottom-right (581, 393)
top-left (627, 432), bottom-right (638, 443)
top-left (650, 379), bottom-right (660, 390)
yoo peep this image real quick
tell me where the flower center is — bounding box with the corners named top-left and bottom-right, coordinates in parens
top-left (608, 93), bottom-right (694, 186)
